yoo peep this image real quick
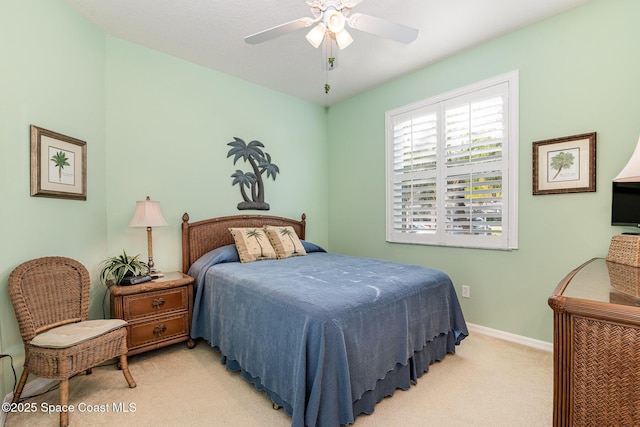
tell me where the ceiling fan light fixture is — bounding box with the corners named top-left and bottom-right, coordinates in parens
top-left (326, 10), bottom-right (346, 33)
top-left (335, 29), bottom-right (353, 49)
top-left (306, 23), bottom-right (326, 48)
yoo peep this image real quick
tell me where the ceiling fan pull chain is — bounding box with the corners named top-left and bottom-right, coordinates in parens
top-left (323, 34), bottom-right (337, 93)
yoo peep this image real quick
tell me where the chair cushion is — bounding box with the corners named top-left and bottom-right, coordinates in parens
top-left (30, 319), bottom-right (127, 349)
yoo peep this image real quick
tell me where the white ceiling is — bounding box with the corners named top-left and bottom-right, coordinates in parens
top-left (63, 0), bottom-right (592, 107)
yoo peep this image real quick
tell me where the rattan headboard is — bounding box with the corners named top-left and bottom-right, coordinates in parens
top-left (181, 213), bottom-right (306, 273)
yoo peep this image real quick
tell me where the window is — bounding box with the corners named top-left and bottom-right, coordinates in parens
top-left (385, 71), bottom-right (518, 250)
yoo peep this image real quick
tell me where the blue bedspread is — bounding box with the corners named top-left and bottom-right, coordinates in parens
top-left (189, 244), bottom-right (467, 427)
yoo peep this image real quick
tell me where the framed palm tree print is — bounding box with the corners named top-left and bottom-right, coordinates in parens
top-left (30, 125), bottom-right (87, 200)
top-left (532, 132), bottom-right (596, 195)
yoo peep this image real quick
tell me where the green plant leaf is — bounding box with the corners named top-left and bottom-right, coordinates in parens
top-left (99, 249), bottom-right (149, 286)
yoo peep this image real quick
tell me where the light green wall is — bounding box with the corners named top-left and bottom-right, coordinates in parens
top-left (103, 37), bottom-right (328, 270)
top-left (2, 0), bottom-right (637, 400)
top-left (0, 0), bottom-right (328, 398)
top-left (327, 0), bottom-right (640, 342)
top-left (0, 0), bottom-right (107, 397)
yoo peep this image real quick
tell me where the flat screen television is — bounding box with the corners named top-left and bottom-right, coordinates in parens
top-left (611, 181), bottom-right (640, 226)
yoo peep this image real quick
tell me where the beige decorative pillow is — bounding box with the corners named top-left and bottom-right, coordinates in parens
top-left (229, 228), bottom-right (277, 263)
top-left (264, 225), bottom-right (307, 259)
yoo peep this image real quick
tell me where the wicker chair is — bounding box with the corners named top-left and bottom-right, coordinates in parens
top-left (8, 256), bottom-right (136, 427)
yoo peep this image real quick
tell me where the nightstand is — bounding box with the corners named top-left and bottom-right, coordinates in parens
top-left (110, 271), bottom-right (195, 356)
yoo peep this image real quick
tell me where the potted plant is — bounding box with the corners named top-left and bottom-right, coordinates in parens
top-left (99, 249), bottom-right (148, 286)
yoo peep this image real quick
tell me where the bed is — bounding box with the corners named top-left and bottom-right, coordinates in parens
top-left (182, 212), bottom-right (468, 427)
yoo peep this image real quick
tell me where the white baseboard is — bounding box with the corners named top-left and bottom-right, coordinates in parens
top-left (1, 378), bottom-right (58, 427)
top-left (467, 322), bottom-right (553, 352)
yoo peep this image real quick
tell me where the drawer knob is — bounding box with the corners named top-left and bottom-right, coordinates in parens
top-left (152, 298), bottom-right (165, 309)
top-left (153, 324), bottom-right (167, 336)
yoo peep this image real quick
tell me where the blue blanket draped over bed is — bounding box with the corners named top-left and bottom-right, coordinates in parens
top-left (189, 244), bottom-right (467, 427)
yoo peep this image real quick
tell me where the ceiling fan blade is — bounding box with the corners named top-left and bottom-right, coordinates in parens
top-left (245, 17), bottom-right (315, 45)
top-left (348, 13), bottom-right (418, 44)
top-left (341, 0), bottom-right (363, 9)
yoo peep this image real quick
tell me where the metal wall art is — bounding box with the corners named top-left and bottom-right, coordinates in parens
top-left (227, 137), bottom-right (280, 210)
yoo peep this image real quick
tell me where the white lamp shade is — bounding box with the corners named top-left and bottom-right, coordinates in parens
top-left (614, 135), bottom-right (640, 182)
top-left (306, 23), bottom-right (326, 48)
top-left (326, 10), bottom-right (345, 33)
top-left (129, 197), bottom-right (168, 227)
top-left (335, 29), bottom-right (353, 50)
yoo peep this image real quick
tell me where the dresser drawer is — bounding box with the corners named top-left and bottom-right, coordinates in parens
top-left (110, 272), bottom-right (195, 356)
top-left (123, 287), bottom-right (188, 320)
top-left (127, 312), bottom-right (189, 349)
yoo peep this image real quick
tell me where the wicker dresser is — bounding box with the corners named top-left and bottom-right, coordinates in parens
top-left (548, 258), bottom-right (640, 427)
top-left (110, 272), bottom-right (195, 356)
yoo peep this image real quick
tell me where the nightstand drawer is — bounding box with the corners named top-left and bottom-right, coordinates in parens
top-left (110, 271), bottom-right (195, 356)
top-left (127, 312), bottom-right (189, 348)
top-left (123, 287), bottom-right (188, 320)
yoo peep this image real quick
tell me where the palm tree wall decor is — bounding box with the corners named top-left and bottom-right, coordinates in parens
top-left (50, 150), bottom-right (70, 182)
top-left (227, 137), bottom-right (280, 210)
top-left (550, 151), bottom-right (575, 180)
top-left (532, 132), bottom-right (596, 195)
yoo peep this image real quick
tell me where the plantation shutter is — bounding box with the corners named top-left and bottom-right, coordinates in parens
top-left (386, 73), bottom-right (517, 250)
top-left (390, 108), bottom-right (438, 235)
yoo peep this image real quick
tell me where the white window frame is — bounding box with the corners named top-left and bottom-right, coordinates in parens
top-left (385, 71), bottom-right (519, 250)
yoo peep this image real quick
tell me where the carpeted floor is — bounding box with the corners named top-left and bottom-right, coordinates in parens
top-left (4, 332), bottom-right (553, 426)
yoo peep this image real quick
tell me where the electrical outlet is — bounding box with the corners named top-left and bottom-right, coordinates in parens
top-left (461, 285), bottom-right (471, 298)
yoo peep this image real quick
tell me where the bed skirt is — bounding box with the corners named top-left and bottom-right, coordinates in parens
top-left (219, 331), bottom-right (458, 426)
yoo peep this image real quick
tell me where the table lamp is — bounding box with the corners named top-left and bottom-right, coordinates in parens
top-left (614, 135), bottom-right (640, 182)
top-left (129, 196), bottom-right (168, 273)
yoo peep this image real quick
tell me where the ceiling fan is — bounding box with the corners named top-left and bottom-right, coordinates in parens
top-left (244, 0), bottom-right (419, 50)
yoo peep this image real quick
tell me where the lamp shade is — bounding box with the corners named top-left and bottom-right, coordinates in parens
top-left (129, 196), bottom-right (168, 227)
top-left (326, 10), bottom-right (345, 33)
top-left (306, 23), bottom-right (326, 48)
top-left (614, 135), bottom-right (640, 182)
top-left (335, 29), bottom-right (353, 50)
